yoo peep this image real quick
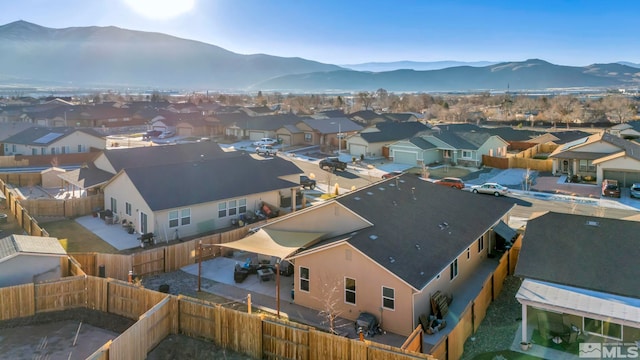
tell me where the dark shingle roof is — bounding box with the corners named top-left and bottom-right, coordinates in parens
top-left (333, 175), bottom-right (514, 290)
top-left (123, 152), bottom-right (302, 211)
top-left (58, 165), bottom-right (114, 189)
top-left (302, 118), bottom-right (363, 133)
top-left (103, 142), bottom-right (226, 173)
top-left (360, 122), bottom-right (429, 143)
top-left (547, 130), bottom-right (592, 144)
top-left (408, 137), bottom-right (437, 149)
top-left (3, 126), bottom-right (104, 145)
top-left (515, 212), bottom-right (640, 299)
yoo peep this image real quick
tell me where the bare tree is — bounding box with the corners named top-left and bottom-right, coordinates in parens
top-left (357, 91), bottom-right (374, 110)
top-left (315, 276), bottom-right (344, 334)
top-left (603, 95), bottom-right (636, 123)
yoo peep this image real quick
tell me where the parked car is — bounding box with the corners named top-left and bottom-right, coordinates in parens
top-left (300, 175), bottom-right (316, 189)
top-left (158, 130), bottom-right (175, 139)
top-left (630, 183), bottom-right (640, 199)
top-left (319, 157), bottom-right (347, 171)
top-left (382, 171), bottom-right (403, 179)
top-left (255, 145), bottom-right (278, 156)
top-left (354, 312), bottom-right (382, 338)
top-left (252, 137), bottom-right (278, 147)
top-left (434, 177), bottom-right (465, 189)
top-left (142, 130), bottom-right (162, 140)
top-left (471, 182), bottom-right (509, 196)
top-left (601, 179), bottom-right (621, 198)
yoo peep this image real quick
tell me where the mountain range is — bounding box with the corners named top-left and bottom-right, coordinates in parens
top-left (1, 20), bottom-right (639, 93)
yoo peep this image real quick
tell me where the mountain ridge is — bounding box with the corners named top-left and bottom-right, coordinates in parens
top-left (1, 21), bottom-right (639, 93)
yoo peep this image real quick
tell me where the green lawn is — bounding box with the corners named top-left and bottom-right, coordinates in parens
top-left (41, 219), bottom-right (119, 253)
top-left (473, 350), bottom-right (545, 360)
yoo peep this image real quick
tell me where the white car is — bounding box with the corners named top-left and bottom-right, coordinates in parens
top-left (255, 145), bottom-right (278, 156)
top-left (252, 137), bottom-right (278, 147)
top-left (158, 130), bottom-right (175, 139)
top-left (471, 182), bottom-right (509, 196)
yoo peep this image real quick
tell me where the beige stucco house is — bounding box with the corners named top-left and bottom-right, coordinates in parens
top-left (515, 212), bottom-right (640, 348)
top-left (231, 174), bottom-right (515, 337)
top-left (2, 126), bottom-right (106, 155)
top-left (549, 132), bottom-right (640, 186)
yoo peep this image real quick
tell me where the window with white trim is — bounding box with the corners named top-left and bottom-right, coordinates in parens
top-left (229, 200), bottom-right (237, 216)
top-left (345, 277), bottom-right (356, 304)
top-left (382, 287), bottom-right (395, 310)
top-left (239, 199), bottom-right (247, 214)
top-left (443, 149), bottom-right (451, 158)
top-left (584, 317), bottom-right (622, 340)
top-left (169, 210), bottom-right (179, 228)
top-left (466, 247), bottom-right (470, 260)
top-left (304, 133), bottom-right (312, 142)
top-left (478, 236), bottom-right (484, 253)
top-left (300, 267), bottom-right (310, 292)
top-left (110, 197), bottom-right (117, 213)
top-left (218, 202), bottom-right (227, 218)
top-left (180, 208), bottom-right (191, 225)
top-left (450, 259), bottom-right (458, 280)
top-left (462, 150), bottom-right (472, 158)
top-left (579, 160), bottom-right (596, 172)
top-left (125, 202), bottom-right (132, 216)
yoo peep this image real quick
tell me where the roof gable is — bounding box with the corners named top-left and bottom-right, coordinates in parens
top-left (0, 235), bottom-right (66, 261)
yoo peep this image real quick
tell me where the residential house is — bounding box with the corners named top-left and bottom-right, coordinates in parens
top-left (388, 124), bottom-right (509, 167)
top-left (346, 121), bottom-right (430, 158)
top-left (102, 151), bottom-right (303, 239)
top-left (515, 212), bottom-right (640, 347)
top-left (383, 112), bottom-right (421, 123)
top-left (149, 111), bottom-right (213, 137)
top-left (217, 112), bottom-right (302, 141)
top-left (348, 110), bottom-right (390, 126)
top-left (607, 120), bottom-right (640, 140)
top-left (296, 117), bottom-right (364, 150)
top-left (0, 235), bottom-right (68, 287)
top-left (58, 141), bottom-right (227, 197)
top-left (2, 126), bottom-right (106, 156)
top-left (235, 174), bottom-right (515, 337)
top-left (548, 132), bottom-right (640, 186)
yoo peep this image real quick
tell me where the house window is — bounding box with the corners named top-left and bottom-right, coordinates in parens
top-left (32, 148), bottom-right (38, 155)
top-left (584, 317), bottom-right (622, 340)
top-left (345, 277), bottom-right (356, 304)
top-left (78, 145), bottom-right (83, 152)
top-left (382, 287), bottom-right (395, 310)
top-left (450, 259), bottom-right (458, 280)
top-left (300, 267), bottom-right (310, 292)
top-left (238, 199), bottom-right (247, 214)
top-left (229, 200), bottom-right (237, 216)
top-left (466, 247), bottom-right (470, 260)
top-left (61, 146), bottom-right (68, 154)
top-left (110, 197), bottom-right (117, 213)
top-left (218, 203), bottom-right (227, 218)
top-left (169, 210), bottom-right (179, 228)
top-left (478, 236), bottom-right (484, 253)
top-left (180, 208), bottom-right (191, 225)
top-left (443, 150), bottom-right (451, 158)
top-left (304, 133), bottom-right (312, 142)
top-left (125, 202), bottom-right (132, 216)
top-left (51, 147), bottom-right (56, 155)
top-left (11, 144), bottom-right (16, 152)
top-left (41, 147), bottom-right (46, 155)
top-left (462, 150), bottom-right (472, 158)
top-left (579, 160), bottom-right (596, 172)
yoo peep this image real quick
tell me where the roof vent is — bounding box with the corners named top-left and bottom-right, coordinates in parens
top-left (378, 187), bottom-right (386, 191)
top-left (369, 235), bottom-right (378, 240)
top-left (415, 244), bottom-right (421, 250)
top-left (354, 196), bottom-right (361, 201)
top-left (389, 256), bottom-right (395, 263)
top-left (439, 222), bottom-right (449, 230)
top-left (420, 271), bottom-right (424, 276)
top-left (366, 192), bottom-right (374, 196)
top-left (586, 220), bottom-right (599, 227)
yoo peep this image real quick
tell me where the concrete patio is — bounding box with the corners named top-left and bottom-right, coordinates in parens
top-left (75, 215), bottom-right (142, 250)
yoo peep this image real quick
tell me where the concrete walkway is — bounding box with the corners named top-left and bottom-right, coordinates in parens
top-left (75, 215), bottom-right (141, 250)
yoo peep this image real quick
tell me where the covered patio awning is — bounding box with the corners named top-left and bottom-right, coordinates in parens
top-left (493, 220), bottom-right (517, 241)
top-left (516, 279), bottom-right (640, 328)
top-left (216, 228), bottom-right (326, 260)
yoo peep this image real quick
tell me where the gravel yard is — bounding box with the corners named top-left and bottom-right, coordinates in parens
top-left (461, 276), bottom-right (524, 360)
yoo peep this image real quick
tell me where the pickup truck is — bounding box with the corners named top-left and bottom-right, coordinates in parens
top-left (319, 157), bottom-right (347, 171)
top-left (300, 175), bottom-right (316, 189)
top-left (256, 145), bottom-right (278, 156)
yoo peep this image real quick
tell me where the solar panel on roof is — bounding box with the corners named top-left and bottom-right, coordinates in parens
top-left (560, 137), bottom-right (588, 151)
top-left (33, 132), bottom-right (64, 144)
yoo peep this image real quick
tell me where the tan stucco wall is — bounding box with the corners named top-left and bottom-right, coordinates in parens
top-left (266, 202), bottom-right (370, 237)
top-left (293, 243), bottom-right (415, 336)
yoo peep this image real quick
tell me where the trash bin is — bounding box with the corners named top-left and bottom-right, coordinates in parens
top-left (98, 265), bottom-right (106, 278)
top-left (159, 284), bottom-right (170, 293)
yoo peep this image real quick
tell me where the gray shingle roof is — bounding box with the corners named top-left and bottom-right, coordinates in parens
top-left (103, 142), bottom-right (226, 173)
top-left (301, 117), bottom-right (363, 133)
top-left (3, 126), bottom-right (104, 145)
top-left (123, 152), bottom-right (302, 211)
top-left (332, 175), bottom-right (514, 290)
top-left (360, 122), bottom-right (429, 143)
top-left (514, 212), bottom-right (640, 299)
top-left (0, 235), bottom-right (66, 261)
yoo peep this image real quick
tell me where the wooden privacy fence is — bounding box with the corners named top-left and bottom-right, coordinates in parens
top-left (0, 276), bottom-right (441, 360)
top-left (0, 178), bottom-right (49, 237)
top-left (20, 194), bottom-right (104, 218)
top-left (71, 223), bottom-right (261, 281)
top-left (426, 243), bottom-right (523, 360)
top-left (482, 155), bottom-right (552, 172)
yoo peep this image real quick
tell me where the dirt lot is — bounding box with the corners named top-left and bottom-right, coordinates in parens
top-left (0, 308), bottom-right (254, 360)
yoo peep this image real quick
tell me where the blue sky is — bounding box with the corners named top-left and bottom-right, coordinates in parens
top-left (2, 0), bottom-right (638, 66)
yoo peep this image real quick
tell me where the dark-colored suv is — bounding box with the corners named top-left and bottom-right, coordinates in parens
top-left (601, 179), bottom-right (621, 198)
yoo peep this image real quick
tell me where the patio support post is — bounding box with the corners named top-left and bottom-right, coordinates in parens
top-left (521, 304), bottom-right (528, 342)
top-left (198, 240), bottom-right (202, 292)
top-left (276, 261), bottom-right (280, 318)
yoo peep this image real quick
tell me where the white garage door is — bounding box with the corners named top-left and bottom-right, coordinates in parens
top-left (177, 127), bottom-right (192, 136)
top-left (394, 151), bottom-right (417, 165)
top-left (603, 170), bottom-right (640, 187)
top-left (350, 144), bottom-right (367, 157)
top-left (249, 132), bottom-right (266, 141)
